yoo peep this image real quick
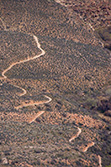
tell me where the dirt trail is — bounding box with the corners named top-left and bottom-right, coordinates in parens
top-left (0, 17), bottom-right (52, 110)
top-left (15, 101), bottom-right (46, 110)
top-left (69, 127), bottom-right (81, 142)
top-left (98, 155), bottom-right (102, 167)
top-left (15, 95), bottom-right (52, 110)
top-left (0, 12), bottom-right (103, 166)
top-left (29, 111), bottom-right (45, 123)
top-left (82, 142), bottom-right (95, 152)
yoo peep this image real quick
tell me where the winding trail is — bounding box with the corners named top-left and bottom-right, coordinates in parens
top-left (0, 17), bottom-right (52, 112)
top-left (1, 35), bottom-right (45, 81)
top-left (15, 95), bottom-right (52, 110)
top-left (69, 127), bottom-right (81, 142)
top-left (0, 12), bottom-right (103, 166)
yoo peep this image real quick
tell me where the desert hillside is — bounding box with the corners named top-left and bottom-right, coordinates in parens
top-left (55, 0), bottom-right (111, 50)
top-left (0, 0), bottom-right (111, 166)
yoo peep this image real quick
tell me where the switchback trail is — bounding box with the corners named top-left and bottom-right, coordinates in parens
top-left (69, 127), bottom-right (81, 142)
top-left (0, 13), bottom-right (102, 166)
top-left (15, 95), bottom-right (52, 110)
top-left (0, 17), bottom-right (52, 112)
top-left (82, 142), bottom-right (95, 152)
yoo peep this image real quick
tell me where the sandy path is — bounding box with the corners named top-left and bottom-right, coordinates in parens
top-left (82, 142), bottom-right (95, 152)
top-left (1, 34), bottom-right (45, 82)
top-left (29, 111), bottom-right (45, 123)
top-left (15, 101), bottom-right (46, 110)
top-left (98, 155), bottom-right (102, 167)
top-left (69, 127), bottom-right (81, 142)
top-left (0, 17), bottom-right (52, 106)
top-left (0, 13), bottom-right (103, 166)
top-left (15, 95), bottom-right (52, 110)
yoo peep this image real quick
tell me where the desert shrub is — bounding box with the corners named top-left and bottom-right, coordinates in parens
top-left (55, 104), bottom-right (61, 110)
top-left (105, 164), bottom-right (111, 167)
top-left (105, 88), bottom-right (111, 95)
top-left (83, 98), bottom-right (98, 109)
top-left (97, 97), bottom-right (111, 113)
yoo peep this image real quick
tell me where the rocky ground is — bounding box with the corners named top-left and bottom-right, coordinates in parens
top-left (0, 0), bottom-right (111, 166)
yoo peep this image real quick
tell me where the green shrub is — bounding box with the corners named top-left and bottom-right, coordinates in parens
top-left (83, 98), bottom-right (98, 109)
top-left (105, 164), bottom-right (111, 167)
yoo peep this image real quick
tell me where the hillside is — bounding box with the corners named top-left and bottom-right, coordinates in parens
top-left (0, 0), bottom-right (111, 166)
top-left (55, 0), bottom-right (111, 50)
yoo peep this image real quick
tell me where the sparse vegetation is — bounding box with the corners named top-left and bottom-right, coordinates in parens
top-left (0, 0), bottom-right (111, 166)
top-left (105, 165), bottom-right (111, 167)
top-left (83, 98), bottom-right (98, 109)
